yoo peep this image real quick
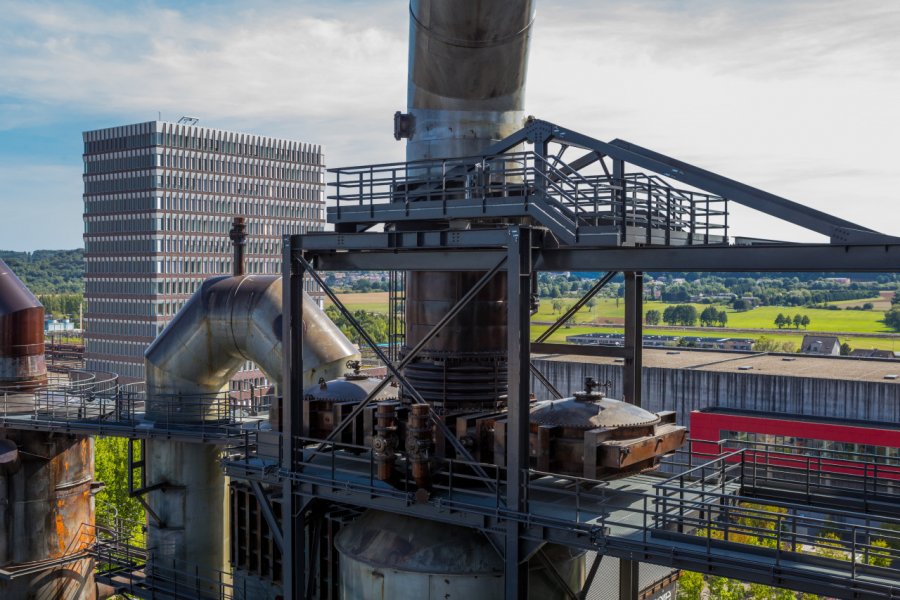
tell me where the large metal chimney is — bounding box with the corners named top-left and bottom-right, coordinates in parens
top-left (403, 0), bottom-right (535, 161)
top-left (399, 0), bottom-right (535, 414)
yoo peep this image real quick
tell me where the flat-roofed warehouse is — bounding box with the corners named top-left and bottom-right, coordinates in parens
top-left (533, 349), bottom-right (900, 425)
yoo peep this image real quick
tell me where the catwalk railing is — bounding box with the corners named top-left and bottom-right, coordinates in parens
top-left (223, 432), bottom-right (900, 597)
top-left (0, 376), bottom-right (272, 441)
top-left (329, 151), bottom-right (728, 244)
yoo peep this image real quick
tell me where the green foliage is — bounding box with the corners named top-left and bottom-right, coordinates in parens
top-left (868, 539), bottom-right (893, 568)
top-left (708, 576), bottom-right (745, 600)
top-left (0, 249), bottom-right (84, 294)
top-left (94, 437), bottom-right (145, 544)
top-left (551, 298), bottom-right (565, 315)
top-left (645, 309), bottom-right (661, 326)
top-left (663, 304), bottom-right (698, 326)
top-left (676, 571), bottom-right (704, 600)
top-left (324, 305), bottom-right (389, 344)
top-left (37, 293), bottom-right (84, 320)
top-left (885, 307), bottom-right (900, 332)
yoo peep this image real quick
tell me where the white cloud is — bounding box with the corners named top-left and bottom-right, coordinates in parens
top-left (0, 0), bottom-right (898, 247)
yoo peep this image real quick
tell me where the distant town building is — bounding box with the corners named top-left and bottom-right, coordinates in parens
top-left (565, 333), bottom-right (755, 352)
top-left (82, 121), bottom-right (325, 381)
top-left (800, 335), bottom-right (841, 356)
top-left (45, 318), bottom-right (76, 333)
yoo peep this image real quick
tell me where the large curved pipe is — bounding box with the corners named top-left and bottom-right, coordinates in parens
top-left (145, 274), bottom-right (358, 411)
top-left (406, 0), bottom-right (535, 161)
top-left (141, 274), bottom-right (357, 593)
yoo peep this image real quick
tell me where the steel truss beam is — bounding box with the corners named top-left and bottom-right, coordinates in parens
top-left (295, 252), bottom-right (499, 485)
top-left (473, 118), bottom-right (893, 244)
top-left (306, 238), bottom-right (900, 273)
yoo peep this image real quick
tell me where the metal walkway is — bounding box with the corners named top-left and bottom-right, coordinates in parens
top-left (224, 435), bottom-right (900, 599)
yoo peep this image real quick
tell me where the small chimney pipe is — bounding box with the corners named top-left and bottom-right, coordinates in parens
top-left (229, 216), bottom-right (247, 276)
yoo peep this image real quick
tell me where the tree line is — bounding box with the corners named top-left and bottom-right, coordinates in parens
top-left (0, 249), bottom-right (84, 294)
top-left (774, 313), bottom-right (810, 329)
top-left (645, 305), bottom-right (728, 327)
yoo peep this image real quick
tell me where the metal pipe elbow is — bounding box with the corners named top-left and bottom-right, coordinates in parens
top-left (144, 275), bottom-right (358, 419)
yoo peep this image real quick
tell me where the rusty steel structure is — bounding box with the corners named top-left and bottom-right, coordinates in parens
top-left (0, 261), bottom-right (105, 599)
top-left (4, 1), bottom-right (900, 599)
top-left (0, 259), bottom-right (47, 391)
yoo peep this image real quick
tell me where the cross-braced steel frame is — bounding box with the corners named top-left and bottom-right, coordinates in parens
top-left (279, 221), bottom-right (900, 600)
top-left (256, 116), bottom-right (900, 599)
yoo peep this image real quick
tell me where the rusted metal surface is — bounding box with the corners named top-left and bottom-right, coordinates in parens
top-left (406, 403), bottom-right (433, 489)
top-left (0, 431), bottom-right (97, 599)
top-left (0, 259), bottom-right (47, 391)
top-left (229, 216), bottom-right (247, 276)
top-left (303, 371), bottom-right (398, 444)
top-left (373, 403), bottom-right (398, 483)
top-left (335, 511), bottom-right (584, 599)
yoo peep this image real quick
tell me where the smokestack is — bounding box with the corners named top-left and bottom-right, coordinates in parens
top-left (401, 0), bottom-right (535, 162)
top-left (229, 216), bottom-right (247, 276)
top-left (398, 1), bottom-right (536, 413)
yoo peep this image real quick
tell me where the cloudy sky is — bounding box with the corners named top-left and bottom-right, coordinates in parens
top-left (0, 0), bottom-right (897, 251)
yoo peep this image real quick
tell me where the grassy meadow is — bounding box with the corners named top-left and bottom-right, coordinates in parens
top-left (329, 290), bottom-right (900, 349)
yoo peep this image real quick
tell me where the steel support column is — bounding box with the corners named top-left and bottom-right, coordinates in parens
top-left (623, 271), bottom-right (643, 406)
top-left (282, 235), bottom-right (305, 600)
top-left (506, 226), bottom-right (532, 599)
top-left (621, 271), bottom-right (642, 599)
top-left (619, 558), bottom-right (639, 600)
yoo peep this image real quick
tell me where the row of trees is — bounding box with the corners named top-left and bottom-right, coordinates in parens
top-left (774, 313), bottom-right (811, 329)
top-left (644, 305), bottom-right (728, 327)
top-left (0, 249), bottom-right (84, 294)
top-left (700, 306), bottom-right (729, 327)
top-left (37, 293), bottom-right (83, 319)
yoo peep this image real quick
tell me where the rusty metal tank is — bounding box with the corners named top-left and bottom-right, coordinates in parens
top-left (403, 271), bottom-right (508, 412)
top-left (0, 258), bottom-right (47, 391)
top-left (0, 260), bottom-right (100, 598)
top-left (0, 432), bottom-right (98, 599)
top-left (335, 510), bottom-right (583, 599)
top-left (528, 379), bottom-right (687, 478)
top-left (304, 365), bottom-right (399, 443)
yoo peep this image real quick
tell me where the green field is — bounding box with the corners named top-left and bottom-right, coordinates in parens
top-left (332, 291), bottom-right (900, 348)
top-left (536, 298), bottom-right (894, 334)
top-left (328, 292), bottom-right (390, 313)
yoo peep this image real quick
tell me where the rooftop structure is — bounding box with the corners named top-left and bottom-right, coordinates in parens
top-left (800, 334), bottom-right (841, 356)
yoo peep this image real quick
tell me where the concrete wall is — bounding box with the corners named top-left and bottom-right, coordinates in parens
top-left (532, 359), bottom-right (900, 427)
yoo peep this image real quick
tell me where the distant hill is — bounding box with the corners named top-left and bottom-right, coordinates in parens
top-left (0, 249), bottom-right (84, 294)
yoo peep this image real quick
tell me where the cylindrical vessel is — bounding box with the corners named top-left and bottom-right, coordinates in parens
top-left (142, 273), bottom-right (358, 593)
top-left (336, 511), bottom-right (584, 599)
top-left (144, 440), bottom-right (227, 598)
top-left (0, 259), bottom-right (47, 391)
top-left (0, 431), bottom-right (97, 599)
top-left (403, 271), bottom-right (507, 411)
top-left (400, 0), bottom-right (534, 416)
top-left (406, 0), bottom-right (535, 161)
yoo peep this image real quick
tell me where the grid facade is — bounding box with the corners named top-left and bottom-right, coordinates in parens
top-left (83, 121), bottom-right (325, 382)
